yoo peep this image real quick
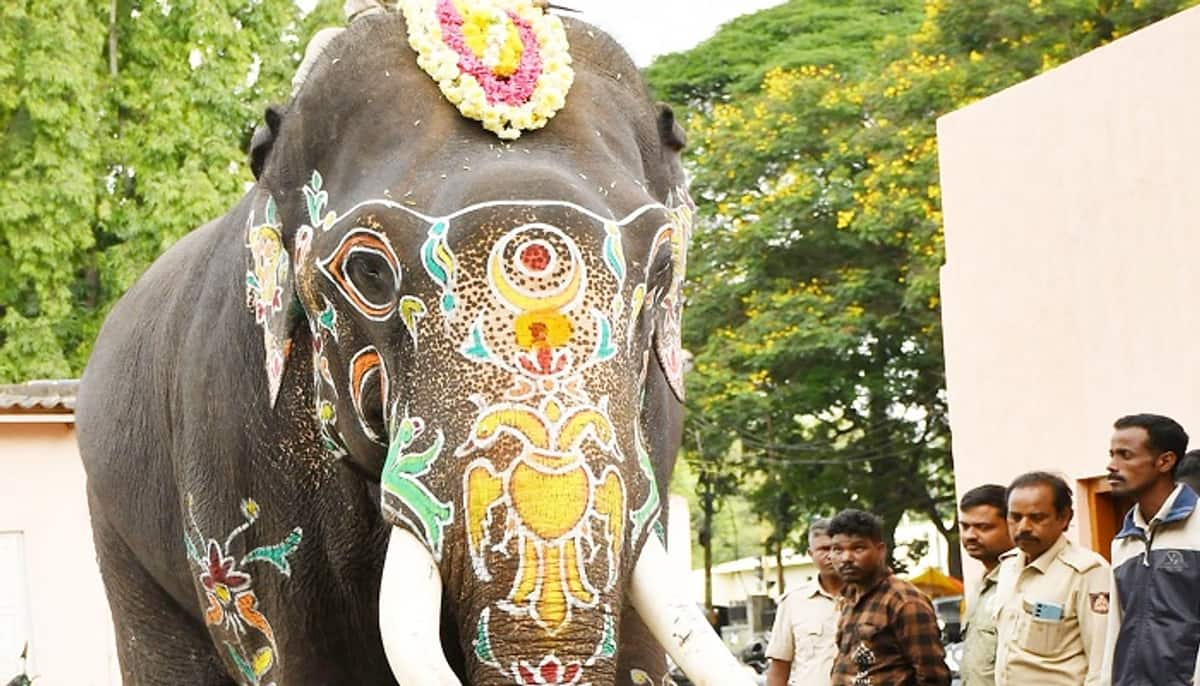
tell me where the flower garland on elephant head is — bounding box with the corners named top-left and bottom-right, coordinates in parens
top-left (401, 0), bottom-right (575, 139)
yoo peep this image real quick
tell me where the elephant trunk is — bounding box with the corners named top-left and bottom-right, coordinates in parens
top-left (377, 527), bottom-right (754, 686)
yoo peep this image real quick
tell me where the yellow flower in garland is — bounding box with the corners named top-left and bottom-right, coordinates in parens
top-left (402, 0), bottom-right (575, 139)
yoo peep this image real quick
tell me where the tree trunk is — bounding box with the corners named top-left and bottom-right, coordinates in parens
top-left (774, 538), bottom-right (784, 595)
top-left (108, 0), bottom-right (119, 77)
top-left (702, 480), bottom-right (714, 611)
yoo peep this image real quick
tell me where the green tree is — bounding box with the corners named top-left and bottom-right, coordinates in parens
top-left (644, 0), bottom-right (923, 106)
top-left (649, 0), bottom-right (1199, 578)
top-left (0, 0), bottom-right (344, 383)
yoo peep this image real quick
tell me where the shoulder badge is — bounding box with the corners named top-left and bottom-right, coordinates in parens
top-left (1059, 543), bottom-right (1103, 574)
top-left (1088, 591), bottom-right (1110, 614)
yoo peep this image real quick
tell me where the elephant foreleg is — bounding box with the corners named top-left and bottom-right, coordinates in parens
top-left (90, 499), bottom-right (234, 686)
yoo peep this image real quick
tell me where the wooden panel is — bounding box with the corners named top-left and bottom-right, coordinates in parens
top-left (1080, 476), bottom-right (1132, 562)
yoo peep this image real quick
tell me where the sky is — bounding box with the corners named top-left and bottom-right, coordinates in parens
top-left (296, 1), bottom-right (787, 66)
top-left (553, 0), bottom-right (787, 66)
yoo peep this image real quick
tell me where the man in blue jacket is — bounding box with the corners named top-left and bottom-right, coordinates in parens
top-left (1101, 413), bottom-right (1199, 686)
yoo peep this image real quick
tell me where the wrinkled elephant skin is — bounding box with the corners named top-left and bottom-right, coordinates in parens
top-left (76, 9), bottom-right (697, 686)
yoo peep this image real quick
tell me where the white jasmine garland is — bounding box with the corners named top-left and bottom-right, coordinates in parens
top-left (401, 0), bottom-right (575, 140)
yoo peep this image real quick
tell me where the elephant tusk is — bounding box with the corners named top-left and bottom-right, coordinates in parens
top-left (630, 537), bottom-right (755, 686)
top-left (379, 527), bottom-right (462, 686)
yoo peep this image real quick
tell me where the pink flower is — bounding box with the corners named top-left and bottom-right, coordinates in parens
top-left (435, 0), bottom-right (543, 106)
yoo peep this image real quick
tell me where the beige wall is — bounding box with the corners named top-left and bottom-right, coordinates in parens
top-left (0, 421), bottom-right (117, 685)
top-left (938, 7), bottom-right (1200, 582)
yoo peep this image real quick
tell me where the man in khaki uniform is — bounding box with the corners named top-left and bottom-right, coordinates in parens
top-left (994, 472), bottom-right (1110, 686)
top-left (958, 484), bottom-right (1014, 686)
top-left (766, 519), bottom-right (843, 686)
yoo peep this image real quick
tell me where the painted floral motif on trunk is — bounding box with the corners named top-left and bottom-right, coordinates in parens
top-left (184, 496), bottom-right (302, 686)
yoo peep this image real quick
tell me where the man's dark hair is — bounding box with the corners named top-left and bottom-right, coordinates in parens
top-left (807, 517), bottom-right (833, 540)
top-left (1178, 450), bottom-right (1200, 491)
top-left (1114, 413), bottom-right (1189, 476)
top-left (959, 484), bottom-right (1008, 517)
top-left (1008, 471), bottom-right (1073, 515)
top-left (827, 509), bottom-right (884, 542)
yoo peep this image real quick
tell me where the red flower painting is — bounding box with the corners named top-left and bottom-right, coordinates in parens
top-left (513, 655), bottom-right (583, 685)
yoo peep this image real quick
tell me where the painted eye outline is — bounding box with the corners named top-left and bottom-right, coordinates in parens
top-left (318, 227), bottom-right (402, 321)
top-left (349, 346), bottom-right (388, 444)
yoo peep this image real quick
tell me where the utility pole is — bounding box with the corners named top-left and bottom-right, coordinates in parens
top-left (695, 429), bottom-right (714, 612)
top-left (700, 473), bottom-right (714, 611)
top-left (766, 411), bottom-right (785, 595)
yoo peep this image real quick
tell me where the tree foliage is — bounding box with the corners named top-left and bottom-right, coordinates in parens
top-left (0, 0), bottom-right (343, 383)
top-left (647, 0), bottom-right (1198, 571)
top-left (644, 0), bottom-right (922, 106)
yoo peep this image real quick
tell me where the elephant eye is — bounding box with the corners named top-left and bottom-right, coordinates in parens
top-left (649, 244), bottom-right (674, 289)
top-left (318, 228), bottom-right (401, 321)
top-left (347, 252), bottom-right (396, 305)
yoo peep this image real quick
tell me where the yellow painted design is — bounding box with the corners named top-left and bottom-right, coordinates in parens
top-left (473, 406), bottom-right (551, 449)
top-left (466, 462), bottom-right (504, 559)
top-left (512, 536), bottom-right (541, 605)
top-left (563, 537), bottom-right (594, 604)
top-left (252, 647), bottom-right (274, 676)
top-left (556, 409), bottom-right (615, 452)
top-left (537, 544), bottom-right (568, 629)
top-left (248, 225), bottom-right (284, 302)
top-left (514, 310), bottom-right (573, 350)
top-left (463, 394), bottom-right (628, 635)
top-left (544, 398), bottom-right (562, 423)
top-left (629, 283), bottom-right (646, 323)
top-left (593, 470), bottom-right (627, 569)
top-left (489, 249), bottom-right (582, 312)
top-left (510, 462), bottom-right (589, 541)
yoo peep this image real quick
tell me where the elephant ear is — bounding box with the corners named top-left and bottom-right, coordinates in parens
top-left (651, 191), bottom-right (694, 403)
top-left (245, 190), bottom-right (300, 407)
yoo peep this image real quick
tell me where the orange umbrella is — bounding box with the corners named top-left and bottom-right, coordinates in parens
top-left (906, 567), bottom-right (965, 598)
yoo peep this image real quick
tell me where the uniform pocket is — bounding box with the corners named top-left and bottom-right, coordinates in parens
top-left (1019, 615), bottom-right (1068, 657)
top-left (791, 621), bottom-right (823, 661)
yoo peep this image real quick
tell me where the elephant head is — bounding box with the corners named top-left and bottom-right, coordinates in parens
top-left (242, 4), bottom-right (742, 684)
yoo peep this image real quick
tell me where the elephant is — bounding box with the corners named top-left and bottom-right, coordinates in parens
top-left (75, 3), bottom-right (751, 686)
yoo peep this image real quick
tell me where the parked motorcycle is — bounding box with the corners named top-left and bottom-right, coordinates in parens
top-left (740, 637), bottom-right (770, 675)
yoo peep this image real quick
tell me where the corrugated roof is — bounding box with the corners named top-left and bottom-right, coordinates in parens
top-left (0, 379), bottom-right (80, 411)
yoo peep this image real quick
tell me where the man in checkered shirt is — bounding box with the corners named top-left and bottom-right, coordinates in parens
top-left (828, 509), bottom-right (951, 686)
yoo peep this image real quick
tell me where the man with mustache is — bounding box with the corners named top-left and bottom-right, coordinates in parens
top-left (765, 518), bottom-right (843, 686)
top-left (958, 484), bottom-right (1014, 686)
top-left (994, 472), bottom-right (1110, 686)
top-left (828, 509), bottom-right (950, 686)
top-left (1100, 414), bottom-right (1199, 686)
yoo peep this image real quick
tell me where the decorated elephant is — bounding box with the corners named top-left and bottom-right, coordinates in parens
top-left (76, 2), bottom-right (749, 685)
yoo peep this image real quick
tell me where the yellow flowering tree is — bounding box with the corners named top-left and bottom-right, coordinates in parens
top-left (649, 0), bottom-right (1199, 574)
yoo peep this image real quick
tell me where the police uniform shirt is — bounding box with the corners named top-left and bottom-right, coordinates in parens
top-left (960, 562), bottom-right (1004, 686)
top-left (766, 578), bottom-right (840, 686)
top-left (994, 534), bottom-right (1111, 686)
